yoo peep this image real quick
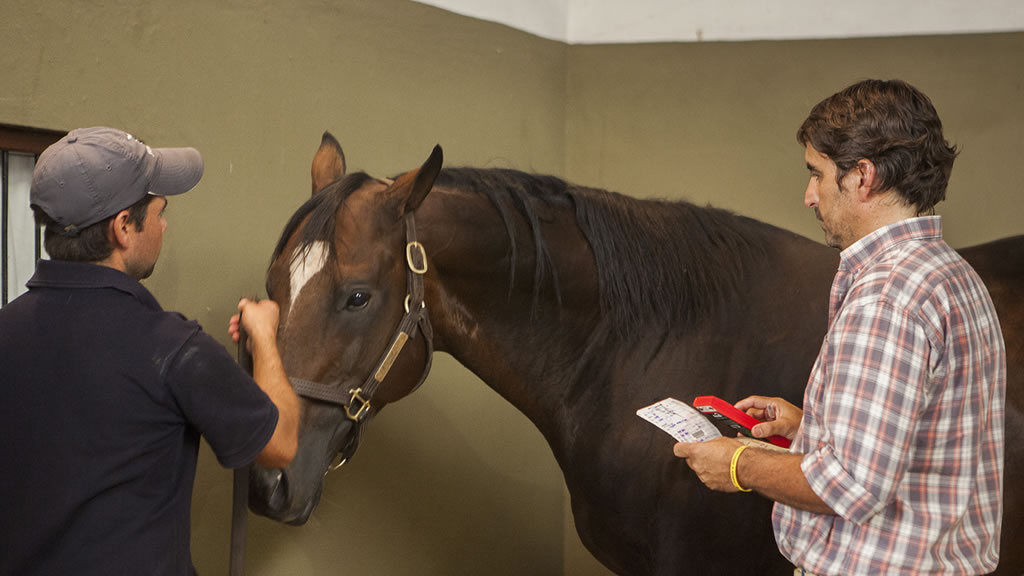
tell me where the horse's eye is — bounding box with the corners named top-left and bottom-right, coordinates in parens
top-left (345, 291), bottom-right (370, 310)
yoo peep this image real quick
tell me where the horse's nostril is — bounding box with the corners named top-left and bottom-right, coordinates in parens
top-left (266, 471), bottom-right (288, 510)
top-left (248, 467), bottom-right (287, 512)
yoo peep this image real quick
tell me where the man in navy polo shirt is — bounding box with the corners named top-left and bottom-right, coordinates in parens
top-left (0, 127), bottom-right (299, 575)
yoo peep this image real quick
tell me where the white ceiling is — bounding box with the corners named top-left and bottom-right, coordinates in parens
top-left (411, 0), bottom-right (1024, 44)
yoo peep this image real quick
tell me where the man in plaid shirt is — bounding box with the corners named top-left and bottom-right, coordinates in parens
top-left (674, 79), bottom-right (1006, 575)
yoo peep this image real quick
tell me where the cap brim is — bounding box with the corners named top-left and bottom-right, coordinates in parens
top-left (149, 147), bottom-right (204, 196)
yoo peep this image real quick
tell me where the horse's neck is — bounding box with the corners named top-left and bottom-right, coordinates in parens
top-left (419, 186), bottom-right (602, 432)
top-left (417, 184), bottom-right (839, 459)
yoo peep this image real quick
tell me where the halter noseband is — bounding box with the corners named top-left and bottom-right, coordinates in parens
top-left (288, 213), bottom-right (434, 471)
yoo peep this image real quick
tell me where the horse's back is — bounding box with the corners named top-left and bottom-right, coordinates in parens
top-left (960, 235), bottom-right (1024, 355)
top-left (959, 235), bottom-right (1024, 401)
top-left (959, 235), bottom-right (1024, 576)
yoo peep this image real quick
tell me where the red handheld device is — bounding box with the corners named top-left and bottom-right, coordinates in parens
top-left (692, 395), bottom-right (791, 449)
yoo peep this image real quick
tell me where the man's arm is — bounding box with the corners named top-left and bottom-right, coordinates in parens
top-left (230, 298), bottom-right (298, 468)
top-left (737, 445), bottom-right (834, 514)
top-left (673, 438), bottom-right (835, 515)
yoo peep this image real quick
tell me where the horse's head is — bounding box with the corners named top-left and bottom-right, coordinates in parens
top-left (250, 133), bottom-right (443, 524)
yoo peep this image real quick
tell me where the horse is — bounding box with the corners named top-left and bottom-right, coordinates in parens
top-left (249, 132), bottom-right (1024, 575)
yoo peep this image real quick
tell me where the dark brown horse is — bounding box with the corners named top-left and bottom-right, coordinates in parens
top-left (250, 132), bottom-right (1024, 575)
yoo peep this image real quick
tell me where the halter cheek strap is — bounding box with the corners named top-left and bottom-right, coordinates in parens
top-left (288, 213), bottom-right (434, 468)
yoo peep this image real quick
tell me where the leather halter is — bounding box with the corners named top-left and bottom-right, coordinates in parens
top-left (288, 213), bottom-right (434, 470)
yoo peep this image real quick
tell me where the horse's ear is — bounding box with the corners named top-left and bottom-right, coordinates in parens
top-left (388, 144), bottom-right (443, 216)
top-left (311, 131), bottom-right (346, 195)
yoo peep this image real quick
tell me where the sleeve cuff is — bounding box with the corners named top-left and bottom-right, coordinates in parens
top-left (802, 445), bottom-right (887, 523)
top-left (216, 404), bottom-right (279, 469)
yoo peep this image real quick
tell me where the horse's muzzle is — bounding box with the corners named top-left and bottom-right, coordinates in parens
top-left (248, 466), bottom-right (322, 525)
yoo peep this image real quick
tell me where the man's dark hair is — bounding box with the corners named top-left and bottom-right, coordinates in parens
top-left (34, 195), bottom-right (155, 262)
top-left (796, 79), bottom-right (959, 213)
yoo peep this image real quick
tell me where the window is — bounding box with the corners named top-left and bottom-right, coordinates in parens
top-left (1, 124), bottom-right (64, 307)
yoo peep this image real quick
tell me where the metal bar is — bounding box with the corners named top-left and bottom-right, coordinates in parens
top-left (229, 320), bottom-right (253, 576)
top-left (2, 149), bottom-right (9, 306)
top-left (34, 154), bottom-right (41, 264)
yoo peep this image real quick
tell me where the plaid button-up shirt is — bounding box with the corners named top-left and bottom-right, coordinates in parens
top-left (773, 217), bottom-right (1006, 575)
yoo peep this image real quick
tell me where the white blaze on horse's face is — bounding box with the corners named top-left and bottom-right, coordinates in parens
top-left (289, 241), bottom-right (329, 310)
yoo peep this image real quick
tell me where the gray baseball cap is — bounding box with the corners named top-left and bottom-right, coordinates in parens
top-left (30, 126), bottom-right (204, 235)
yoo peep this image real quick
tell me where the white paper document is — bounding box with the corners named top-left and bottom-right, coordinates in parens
top-left (636, 397), bottom-right (722, 443)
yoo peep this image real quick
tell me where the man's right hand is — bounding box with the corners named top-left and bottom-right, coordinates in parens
top-left (229, 298), bottom-right (280, 353)
top-left (735, 395), bottom-right (803, 441)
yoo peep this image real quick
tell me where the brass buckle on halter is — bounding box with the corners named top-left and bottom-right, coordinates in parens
top-left (345, 388), bottom-right (371, 422)
top-left (406, 241), bottom-right (428, 274)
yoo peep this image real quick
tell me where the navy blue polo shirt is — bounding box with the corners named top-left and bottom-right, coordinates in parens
top-left (0, 260), bottom-right (278, 576)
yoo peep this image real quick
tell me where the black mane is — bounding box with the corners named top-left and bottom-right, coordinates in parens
top-left (272, 167), bottom-right (771, 337)
top-left (434, 168), bottom-right (771, 337)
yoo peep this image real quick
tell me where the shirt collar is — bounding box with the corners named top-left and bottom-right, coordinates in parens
top-left (26, 259), bottom-right (163, 311)
top-left (838, 216), bottom-right (942, 273)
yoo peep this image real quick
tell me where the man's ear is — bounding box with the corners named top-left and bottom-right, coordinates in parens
top-left (107, 210), bottom-right (133, 249)
top-left (853, 158), bottom-right (879, 202)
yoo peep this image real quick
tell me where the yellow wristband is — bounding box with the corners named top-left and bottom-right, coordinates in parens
top-left (730, 445), bottom-right (752, 492)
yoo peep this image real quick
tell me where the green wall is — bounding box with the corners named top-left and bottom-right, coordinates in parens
top-left (3, 1), bottom-right (1021, 574)
top-left (566, 34), bottom-right (1024, 248)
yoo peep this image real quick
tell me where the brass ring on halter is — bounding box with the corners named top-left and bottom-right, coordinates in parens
top-left (326, 455), bottom-right (348, 475)
top-left (406, 241), bottom-right (428, 274)
top-left (404, 295), bottom-right (426, 313)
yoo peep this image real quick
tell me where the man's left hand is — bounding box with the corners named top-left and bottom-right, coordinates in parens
top-left (673, 437), bottom-right (745, 492)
